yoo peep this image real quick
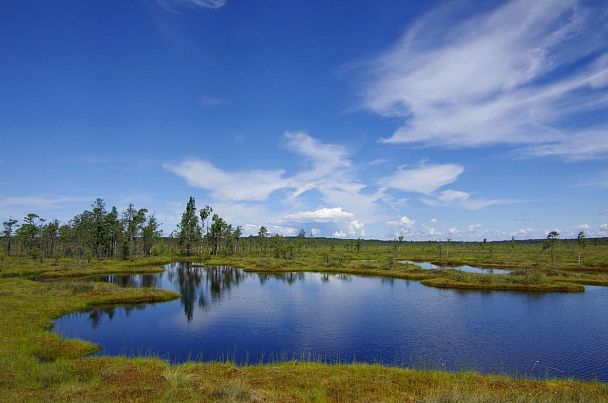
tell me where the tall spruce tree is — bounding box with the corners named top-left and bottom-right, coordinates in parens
top-left (177, 197), bottom-right (201, 255)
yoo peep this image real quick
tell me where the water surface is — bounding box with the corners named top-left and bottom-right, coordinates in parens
top-left (53, 263), bottom-right (608, 381)
top-left (399, 260), bottom-right (511, 274)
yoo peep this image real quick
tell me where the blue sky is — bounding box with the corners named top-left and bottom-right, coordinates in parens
top-left (1, 0), bottom-right (607, 241)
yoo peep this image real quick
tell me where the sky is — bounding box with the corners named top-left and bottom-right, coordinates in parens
top-left (1, 0), bottom-right (607, 241)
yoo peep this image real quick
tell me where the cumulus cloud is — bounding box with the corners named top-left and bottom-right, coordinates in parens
top-left (268, 225), bottom-right (298, 237)
top-left (281, 207), bottom-right (365, 238)
top-left (385, 215), bottom-right (416, 236)
top-left (283, 207), bottom-right (354, 223)
top-left (467, 224), bottom-right (482, 233)
top-left (348, 220), bottom-right (365, 237)
top-left (353, 0), bottom-right (608, 159)
top-left (513, 228), bottom-right (535, 236)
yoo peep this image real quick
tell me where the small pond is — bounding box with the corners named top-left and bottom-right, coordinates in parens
top-left (399, 260), bottom-right (511, 274)
top-left (52, 263), bottom-right (608, 382)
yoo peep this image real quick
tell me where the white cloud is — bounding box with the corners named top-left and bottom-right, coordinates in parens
top-left (421, 224), bottom-right (441, 237)
top-left (386, 215), bottom-right (415, 228)
top-left (0, 195), bottom-right (96, 225)
top-left (268, 225), bottom-right (297, 237)
top-left (385, 215), bottom-right (416, 237)
top-left (380, 164), bottom-right (464, 194)
top-left (515, 217), bottom-right (538, 222)
top-left (467, 224), bottom-right (482, 233)
top-left (353, 0), bottom-right (608, 160)
top-left (199, 96), bottom-right (231, 107)
top-left (284, 131), bottom-right (350, 176)
top-left (163, 160), bottom-right (288, 201)
top-left (283, 207), bottom-right (354, 223)
top-left (281, 207), bottom-right (366, 238)
top-left (348, 220), bottom-right (365, 237)
top-left (157, 0), bottom-right (227, 11)
top-left (511, 228), bottom-right (536, 237)
top-left (0, 195), bottom-right (93, 211)
top-left (575, 224), bottom-right (590, 230)
top-left (333, 230), bottom-right (347, 238)
top-left (282, 132), bottom-right (385, 218)
top-left (574, 171), bottom-right (608, 189)
top-left (422, 189), bottom-right (516, 210)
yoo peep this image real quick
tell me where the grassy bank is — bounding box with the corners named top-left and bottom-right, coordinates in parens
top-left (0, 255), bottom-right (173, 278)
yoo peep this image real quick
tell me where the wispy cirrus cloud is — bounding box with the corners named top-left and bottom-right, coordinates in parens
top-left (0, 194), bottom-right (95, 223)
top-left (163, 160), bottom-right (288, 202)
top-left (199, 96), bottom-right (231, 107)
top-left (421, 189), bottom-right (517, 210)
top-left (157, 0), bottom-right (227, 12)
top-left (0, 195), bottom-right (94, 211)
top-left (352, 0), bottom-right (608, 159)
top-left (379, 163), bottom-right (464, 194)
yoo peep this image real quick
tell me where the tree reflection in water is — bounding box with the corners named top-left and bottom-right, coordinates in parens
top-left (87, 305), bottom-right (146, 328)
top-left (73, 264), bottom-right (356, 325)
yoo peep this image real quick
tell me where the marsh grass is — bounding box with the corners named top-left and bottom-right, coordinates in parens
top-left (0, 255), bottom-right (172, 278)
top-left (421, 270), bottom-right (585, 292)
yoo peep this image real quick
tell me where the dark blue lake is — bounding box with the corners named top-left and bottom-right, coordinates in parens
top-left (52, 263), bottom-right (608, 382)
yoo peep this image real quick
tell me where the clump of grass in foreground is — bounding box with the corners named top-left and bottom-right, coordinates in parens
top-left (17, 359), bottom-right (608, 402)
top-left (1, 275), bottom-right (607, 402)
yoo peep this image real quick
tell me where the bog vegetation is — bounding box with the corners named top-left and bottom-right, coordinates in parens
top-left (2, 198), bottom-right (608, 401)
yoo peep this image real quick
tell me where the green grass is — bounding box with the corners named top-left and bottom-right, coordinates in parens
top-left (0, 255), bottom-right (173, 278)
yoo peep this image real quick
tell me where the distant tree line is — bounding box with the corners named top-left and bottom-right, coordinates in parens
top-left (1, 198), bottom-right (163, 260)
top-left (2, 197), bottom-right (606, 265)
top-left (0, 196), bottom-right (248, 260)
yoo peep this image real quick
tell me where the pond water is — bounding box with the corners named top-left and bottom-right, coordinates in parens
top-left (399, 260), bottom-right (511, 274)
top-left (52, 263), bottom-right (608, 382)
